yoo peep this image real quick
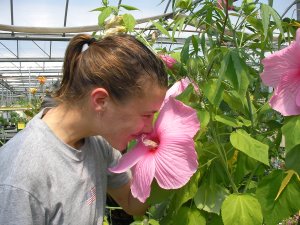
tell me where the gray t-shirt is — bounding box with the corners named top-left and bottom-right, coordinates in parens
top-left (0, 110), bottom-right (131, 225)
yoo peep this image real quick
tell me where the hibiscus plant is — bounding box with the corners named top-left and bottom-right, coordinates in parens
top-left (97, 0), bottom-right (300, 224)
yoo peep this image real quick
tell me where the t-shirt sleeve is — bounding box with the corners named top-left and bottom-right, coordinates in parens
top-left (106, 149), bottom-right (132, 189)
top-left (0, 185), bottom-right (45, 225)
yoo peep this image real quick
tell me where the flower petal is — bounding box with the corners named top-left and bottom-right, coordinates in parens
top-left (108, 142), bottom-right (148, 173)
top-left (269, 71), bottom-right (300, 116)
top-left (261, 29), bottom-right (300, 88)
top-left (165, 77), bottom-right (191, 100)
top-left (131, 153), bottom-right (156, 203)
top-left (154, 136), bottom-right (198, 189)
top-left (153, 97), bottom-right (199, 188)
top-left (157, 97), bottom-right (200, 138)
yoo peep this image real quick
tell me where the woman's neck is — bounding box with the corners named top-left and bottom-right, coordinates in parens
top-left (42, 104), bottom-right (90, 149)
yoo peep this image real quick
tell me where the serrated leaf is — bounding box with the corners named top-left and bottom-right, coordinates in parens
top-left (256, 170), bottom-right (300, 225)
top-left (230, 129), bottom-right (269, 165)
top-left (221, 194), bottom-right (263, 225)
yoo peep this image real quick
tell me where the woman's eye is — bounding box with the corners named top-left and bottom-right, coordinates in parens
top-left (143, 115), bottom-right (152, 118)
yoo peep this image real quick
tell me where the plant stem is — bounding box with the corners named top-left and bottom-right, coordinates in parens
top-left (219, 1), bottom-right (229, 46)
top-left (246, 91), bottom-right (255, 133)
top-left (242, 164), bottom-right (260, 193)
top-left (211, 126), bottom-right (239, 193)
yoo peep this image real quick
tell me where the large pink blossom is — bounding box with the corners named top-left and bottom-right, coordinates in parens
top-left (109, 97), bottom-right (200, 203)
top-left (164, 77), bottom-right (199, 103)
top-left (260, 28), bottom-right (300, 116)
top-left (159, 54), bottom-right (177, 70)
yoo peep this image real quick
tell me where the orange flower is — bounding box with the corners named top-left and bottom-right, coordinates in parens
top-left (29, 88), bottom-right (38, 95)
top-left (37, 76), bottom-right (46, 85)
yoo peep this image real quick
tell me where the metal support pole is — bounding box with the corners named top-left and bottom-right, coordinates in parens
top-left (297, 1), bottom-right (300, 21)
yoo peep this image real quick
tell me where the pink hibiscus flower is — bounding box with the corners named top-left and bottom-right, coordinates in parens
top-left (260, 28), bottom-right (300, 116)
top-left (164, 77), bottom-right (199, 103)
top-left (159, 54), bottom-right (177, 70)
top-left (109, 97), bottom-right (200, 203)
top-left (217, 0), bottom-right (235, 10)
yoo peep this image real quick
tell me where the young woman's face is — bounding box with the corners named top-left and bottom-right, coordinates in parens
top-left (101, 82), bottom-right (166, 151)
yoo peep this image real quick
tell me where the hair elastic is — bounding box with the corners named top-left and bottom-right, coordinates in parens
top-left (87, 37), bottom-right (96, 46)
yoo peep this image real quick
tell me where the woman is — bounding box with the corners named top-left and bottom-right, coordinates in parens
top-left (0, 34), bottom-right (168, 224)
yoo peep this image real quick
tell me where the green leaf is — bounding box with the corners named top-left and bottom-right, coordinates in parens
top-left (215, 115), bottom-right (243, 128)
top-left (281, 116), bottom-right (300, 152)
top-left (181, 36), bottom-right (192, 64)
top-left (256, 170), bottom-right (300, 225)
top-left (175, 0), bottom-right (193, 10)
top-left (173, 206), bottom-right (206, 225)
top-left (168, 170), bottom-right (200, 214)
top-left (207, 214), bottom-right (224, 225)
top-left (152, 21), bottom-right (171, 39)
top-left (230, 51), bottom-right (249, 97)
top-left (285, 145), bottom-right (300, 175)
top-left (90, 6), bottom-right (106, 12)
top-left (159, 171), bottom-right (201, 225)
top-left (223, 91), bottom-right (246, 115)
top-left (275, 170), bottom-right (300, 200)
top-left (147, 180), bottom-right (175, 205)
top-left (230, 129), bottom-right (269, 165)
top-left (102, 0), bottom-right (108, 7)
top-left (221, 194), bottom-right (263, 225)
top-left (148, 219), bottom-right (160, 225)
top-left (122, 14), bottom-right (136, 31)
top-left (220, 51), bottom-right (249, 97)
top-left (268, 5), bottom-right (284, 36)
top-left (260, 4), bottom-right (270, 40)
top-left (233, 152), bottom-right (257, 184)
top-left (194, 181), bottom-right (229, 214)
top-left (191, 35), bottom-right (199, 54)
top-left (119, 4), bottom-right (139, 11)
top-left (201, 79), bottom-right (224, 107)
top-left (98, 7), bottom-right (112, 27)
top-left (198, 111), bottom-right (210, 128)
top-left (172, 17), bottom-right (186, 38)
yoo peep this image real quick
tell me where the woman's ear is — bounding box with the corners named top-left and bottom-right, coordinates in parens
top-left (90, 88), bottom-right (109, 112)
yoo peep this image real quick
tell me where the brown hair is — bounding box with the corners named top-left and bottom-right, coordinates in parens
top-left (54, 34), bottom-right (168, 104)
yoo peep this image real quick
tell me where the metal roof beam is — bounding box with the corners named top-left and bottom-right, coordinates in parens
top-left (0, 58), bottom-right (63, 62)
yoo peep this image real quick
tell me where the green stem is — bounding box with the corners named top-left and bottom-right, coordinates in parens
top-left (219, 0), bottom-right (229, 46)
top-left (242, 165), bottom-right (260, 193)
top-left (246, 91), bottom-right (255, 133)
top-left (212, 126), bottom-right (239, 193)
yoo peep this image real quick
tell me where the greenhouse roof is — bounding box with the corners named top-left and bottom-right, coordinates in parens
top-left (0, 0), bottom-right (298, 103)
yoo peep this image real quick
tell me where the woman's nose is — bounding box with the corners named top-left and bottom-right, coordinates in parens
top-left (142, 121), bottom-right (153, 134)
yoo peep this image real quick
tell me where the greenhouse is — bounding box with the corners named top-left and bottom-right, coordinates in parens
top-left (0, 0), bottom-right (300, 225)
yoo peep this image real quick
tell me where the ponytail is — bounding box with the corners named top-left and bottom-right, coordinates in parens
top-left (54, 34), bottom-right (96, 101)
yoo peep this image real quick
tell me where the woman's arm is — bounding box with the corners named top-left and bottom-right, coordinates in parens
top-left (107, 181), bottom-right (149, 216)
